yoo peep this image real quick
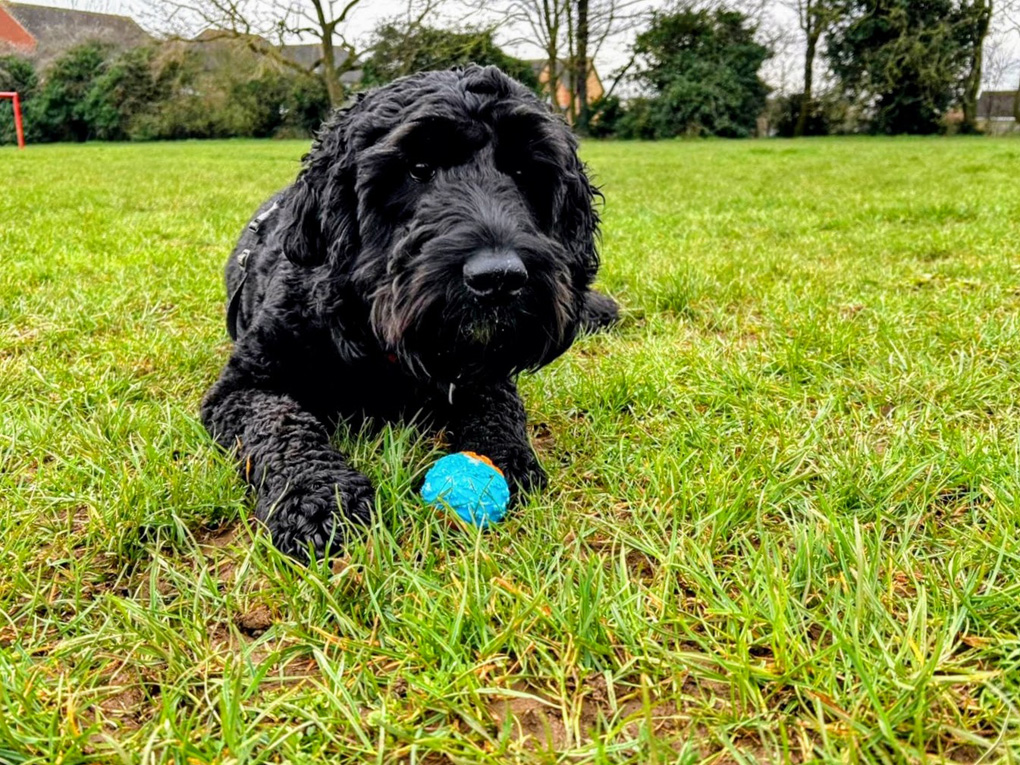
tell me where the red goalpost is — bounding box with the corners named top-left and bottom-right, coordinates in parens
top-left (1, 92), bottom-right (25, 149)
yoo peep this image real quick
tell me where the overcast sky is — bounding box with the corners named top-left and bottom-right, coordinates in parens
top-left (21, 0), bottom-right (1020, 92)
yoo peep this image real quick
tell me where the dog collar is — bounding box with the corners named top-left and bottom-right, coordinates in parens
top-left (226, 202), bottom-right (279, 342)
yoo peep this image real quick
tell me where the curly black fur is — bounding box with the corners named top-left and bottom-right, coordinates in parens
top-left (201, 66), bottom-right (619, 560)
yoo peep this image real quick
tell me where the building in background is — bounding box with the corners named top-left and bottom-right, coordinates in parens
top-left (528, 59), bottom-right (604, 123)
top-left (977, 90), bottom-right (1019, 133)
top-left (279, 43), bottom-right (362, 89)
top-left (0, 2), bottom-right (150, 66)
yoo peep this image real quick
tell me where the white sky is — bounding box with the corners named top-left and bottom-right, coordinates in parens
top-left (20, 0), bottom-right (1020, 92)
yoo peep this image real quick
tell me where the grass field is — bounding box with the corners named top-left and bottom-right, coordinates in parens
top-left (2, 136), bottom-right (1020, 764)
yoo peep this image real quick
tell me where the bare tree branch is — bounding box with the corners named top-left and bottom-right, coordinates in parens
top-left (149, 0), bottom-right (452, 106)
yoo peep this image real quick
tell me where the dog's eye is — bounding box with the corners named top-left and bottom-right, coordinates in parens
top-left (409, 162), bottom-right (435, 183)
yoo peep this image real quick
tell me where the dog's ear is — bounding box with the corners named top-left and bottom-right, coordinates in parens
top-left (275, 176), bottom-right (325, 266)
top-left (274, 100), bottom-right (363, 268)
top-left (558, 155), bottom-right (602, 284)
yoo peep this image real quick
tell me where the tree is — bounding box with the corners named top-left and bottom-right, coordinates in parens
top-left (0, 55), bottom-right (37, 145)
top-left (160, 0), bottom-right (373, 106)
top-left (83, 46), bottom-right (160, 141)
top-left (506, 0), bottom-right (569, 115)
top-left (129, 42), bottom-right (330, 140)
top-left (785, 0), bottom-right (842, 136)
top-left (629, 7), bottom-right (772, 138)
top-left (825, 0), bottom-right (975, 134)
top-left (1000, 0), bottom-right (1020, 122)
top-left (474, 0), bottom-right (640, 127)
top-left (28, 42), bottom-right (111, 142)
top-left (960, 0), bottom-right (994, 131)
top-left (568, 0), bottom-right (647, 130)
top-left (361, 23), bottom-right (538, 89)
top-left (574, 0), bottom-right (591, 133)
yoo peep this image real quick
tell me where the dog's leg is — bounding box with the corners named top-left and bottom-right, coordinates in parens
top-left (579, 290), bottom-right (620, 334)
top-left (201, 367), bottom-right (374, 561)
top-left (444, 380), bottom-right (547, 500)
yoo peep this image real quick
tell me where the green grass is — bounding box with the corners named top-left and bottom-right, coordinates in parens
top-left (2, 136), bottom-right (1020, 764)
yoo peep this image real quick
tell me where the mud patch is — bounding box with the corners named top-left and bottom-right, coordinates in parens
top-left (624, 548), bottom-right (657, 581)
top-left (93, 672), bottom-right (151, 733)
top-left (484, 673), bottom-right (728, 752)
top-left (487, 687), bottom-right (571, 750)
top-left (195, 523), bottom-right (240, 550)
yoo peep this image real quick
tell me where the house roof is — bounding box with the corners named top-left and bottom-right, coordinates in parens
top-left (194, 28), bottom-right (271, 46)
top-left (189, 34), bottom-right (362, 85)
top-left (0, 6), bottom-right (34, 52)
top-left (978, 90), bottom-right (1017, 120)
top-left (280, 43), bottom-right (330, 70)
top-left (279, 43), bottom-right (359, 84)
top-left (1, 2), bottom-right (149, 62)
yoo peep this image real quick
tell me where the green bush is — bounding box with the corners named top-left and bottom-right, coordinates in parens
top-left (628, 8), bottom-right (772, 138)
top-left (229, 67), bottom-right (331, 139)
top-left (27, 41), bottom-right (110, 142)
top-left (278, 71), bottom-right (331, 136)
top-left (586, 95), bottom-right (625, 138)
top-left (129, 43), bottom-right (330, 141)
top-left (2, 40), bottom-right (331, 144)
top-left (362, 24), bottom-right (539, 93)
top-left (83, 46), bottom-right (160, 141)
top-left (0, 55), bottom-right (36, 144)
top-left (772, 91), bottom-right (857, 137)
top-left (613, 97), bottom-right (657, 140)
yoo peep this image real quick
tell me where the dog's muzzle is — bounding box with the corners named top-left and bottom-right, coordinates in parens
top-left (462, 248), bottom-right (528, 298)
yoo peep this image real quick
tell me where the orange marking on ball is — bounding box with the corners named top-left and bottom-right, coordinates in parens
top-left (461, 451), bottom-right (504, 476)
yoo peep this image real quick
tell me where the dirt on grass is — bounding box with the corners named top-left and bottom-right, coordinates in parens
top-left (484, 672), bottom-right (734, 756)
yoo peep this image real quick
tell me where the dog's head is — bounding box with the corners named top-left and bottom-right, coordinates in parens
top-left (274, 65), bottom-right (600, 383)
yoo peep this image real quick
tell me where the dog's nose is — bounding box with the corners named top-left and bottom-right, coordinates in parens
top-left (463, 249), bottom-right (528, 297)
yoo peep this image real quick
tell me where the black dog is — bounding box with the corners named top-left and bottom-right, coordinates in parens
top-left (201, 66), bottom-right (618, 560)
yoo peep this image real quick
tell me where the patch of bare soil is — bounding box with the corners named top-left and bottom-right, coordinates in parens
top-left (624, 548), bottom-right (657, 582)
top-left (484, 673), bottom-right (729, 754)
top-left (92, 671), bottom-right (153, 735)
top-left (195, 523), bottom-right (240, 550)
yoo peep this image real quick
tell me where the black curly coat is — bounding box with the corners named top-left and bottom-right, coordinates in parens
top-left (201, 66), bottom-right (618, 560)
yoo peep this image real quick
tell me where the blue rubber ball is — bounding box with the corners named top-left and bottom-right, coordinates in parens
top-left (421, 452), bottom-right (510, 527)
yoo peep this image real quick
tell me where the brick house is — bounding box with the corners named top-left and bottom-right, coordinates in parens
top-left (528, 58), bottom-right (604, 122)
top-left (0, 3), bottom-right (149, 67)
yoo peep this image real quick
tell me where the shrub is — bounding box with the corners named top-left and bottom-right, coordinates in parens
top-left (28, 41), bottom-right (111, 142)
top-left (629, 8), bottom-right (772, 138)
top-left (362, 24), bottom-right (539, 93)
top-left (772, 91), bottom-right (858, 137)
top-left (130, 43), bottom-right (330, 141)
top-left (613, 97), bottom-right (657, 140)
top-left (83, 46), bottom-right (160, 141)
top-left (586, 95), bottom-right (625, 138)
top-left (0, 55), bottom-right (37, 144)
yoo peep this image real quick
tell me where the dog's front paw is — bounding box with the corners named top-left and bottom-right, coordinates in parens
top-left (579, 290), bottom-right (620, 334)
top-left (500, 449), bottom-right (548, 501)
top-left (257, 469), bottom-right (375, 561)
